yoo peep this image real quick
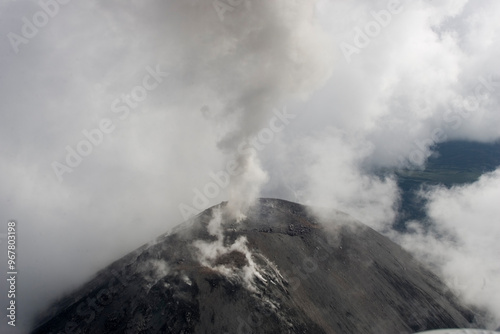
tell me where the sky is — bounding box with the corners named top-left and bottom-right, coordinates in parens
top-left (0, 0), bottom-right (499, 332)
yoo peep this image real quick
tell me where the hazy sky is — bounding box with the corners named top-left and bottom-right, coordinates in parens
top-left (0, 0), bottom-right (499, 331)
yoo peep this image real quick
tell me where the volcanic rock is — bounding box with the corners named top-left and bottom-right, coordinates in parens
top-left (31, 198), bottom-right (481, 334)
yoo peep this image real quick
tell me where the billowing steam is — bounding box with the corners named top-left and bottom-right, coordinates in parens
top-left (392, 168), bottom-right (500, 328)
top-left (193, 207), bottom-right (266, 291)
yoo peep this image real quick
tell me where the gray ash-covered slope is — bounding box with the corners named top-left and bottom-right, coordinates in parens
top-left (32, 198), bottom-right (480, 334)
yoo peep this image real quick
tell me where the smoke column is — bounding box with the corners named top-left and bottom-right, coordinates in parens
top-left (159, 0), bottom-right (333, 217)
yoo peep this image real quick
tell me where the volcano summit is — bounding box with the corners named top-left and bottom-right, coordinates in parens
top-left (32, 198), bottom-right (482, 334)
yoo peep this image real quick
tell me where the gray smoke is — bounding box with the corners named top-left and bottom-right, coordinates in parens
top-left (1, 0), bottom-right (500, 331)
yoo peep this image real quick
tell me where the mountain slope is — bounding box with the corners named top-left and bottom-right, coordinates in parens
top-left (32, 198), bottom-right (480, 334)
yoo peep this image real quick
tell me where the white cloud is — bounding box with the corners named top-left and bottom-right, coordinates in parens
top-left (281, 128), bottom-right (399, 230)
top-left (395, 168), bottom-right (500, 328)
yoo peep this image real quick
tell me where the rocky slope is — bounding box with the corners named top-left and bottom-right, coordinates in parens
top-left (31, 198), bottom-right (480, 334)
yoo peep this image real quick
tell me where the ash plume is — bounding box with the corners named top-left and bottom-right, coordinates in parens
top-left (165, 0), bottom-right (334, 218)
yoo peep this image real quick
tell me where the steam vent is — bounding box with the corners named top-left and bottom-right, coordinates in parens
top-left (32, 198), bottom-right (481, 334)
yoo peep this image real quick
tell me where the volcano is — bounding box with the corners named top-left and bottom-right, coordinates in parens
top-left (32, 198), bottom-right (481, 334)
